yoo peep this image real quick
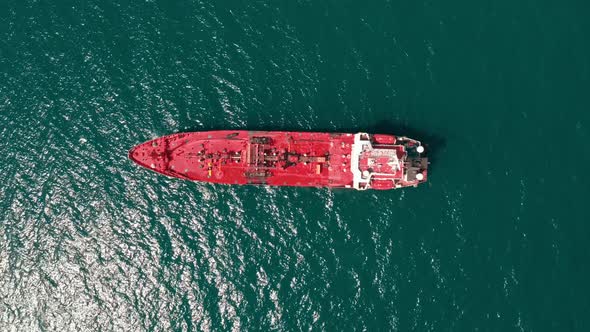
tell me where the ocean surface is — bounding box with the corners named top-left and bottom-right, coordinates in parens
top-left (1, 1), bottom-right (589, 331)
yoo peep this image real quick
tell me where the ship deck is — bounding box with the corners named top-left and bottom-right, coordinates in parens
top-left (129, 130), bottom-right (427, 190)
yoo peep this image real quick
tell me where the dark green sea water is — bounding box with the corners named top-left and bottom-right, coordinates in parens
top-left (1, 1), bottom-right (589, 331)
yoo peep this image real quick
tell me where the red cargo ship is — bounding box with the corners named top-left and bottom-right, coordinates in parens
top-left (129, 131), bottom-right (428, 190)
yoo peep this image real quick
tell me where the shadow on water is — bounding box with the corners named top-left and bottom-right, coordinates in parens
top-left (187, 120), bottom-right (446, 174)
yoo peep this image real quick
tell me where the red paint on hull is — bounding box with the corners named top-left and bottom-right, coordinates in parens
top-left (129, 131), bottom-right (428, 190)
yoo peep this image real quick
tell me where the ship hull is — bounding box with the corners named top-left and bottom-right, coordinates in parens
top-left (129, 131), bottom-right (428, 190)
